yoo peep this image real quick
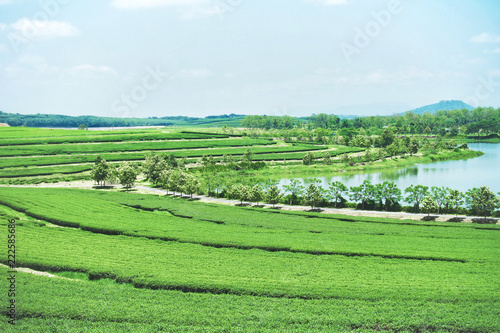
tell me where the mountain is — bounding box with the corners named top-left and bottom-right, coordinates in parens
top-left (405, 100), bottom-right (473, 115)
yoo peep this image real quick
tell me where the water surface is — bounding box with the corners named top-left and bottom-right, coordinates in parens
top-left (279, 143), bottom-right (500, 193)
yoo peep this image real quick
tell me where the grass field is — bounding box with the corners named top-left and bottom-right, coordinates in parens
top-left (0, 127), bottom-right (365, 182)
top-left (0, 188), bottom-right (498, 331)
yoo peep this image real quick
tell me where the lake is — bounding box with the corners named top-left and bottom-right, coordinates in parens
top-left (278, 143), bottom-right (500, 193)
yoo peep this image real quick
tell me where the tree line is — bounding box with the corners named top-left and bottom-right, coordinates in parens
top-left (92, 154), bottom-right (500, 220)
top-left (242, 107), bottom-right (500, 136)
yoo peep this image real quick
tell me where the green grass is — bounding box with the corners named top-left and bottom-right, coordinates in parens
top-left (0, 144), bottom-right (325, 170)
top-left (0, 189), bottom-right (498, 331)
top-left (0, 131), bottom-right (230, 146)
top-left (0, 138), bottom-right (276, 157)
top-left (3, 266), bottom-right (497, 333)
top-left (0, 164), bottom-right (94, 178)
top-left (1, 266), bottom-right (498, 333)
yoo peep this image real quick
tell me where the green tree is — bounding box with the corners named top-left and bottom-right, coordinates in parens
top-left (326, 181), bottom-right (347, 208)
top-left (404, 185), bottom-right (429, 212)
top-left (159, 168), bottom-right (173, 195)
top-left (446, 189), bottom-right (464, 217)
top-left (409, 138), bottom-right (419, 155)
top-left (77, 124), bottom-right (88, 130)
top-left (302, 152), bottom-right (315, 165)
top-left (303, 180), bottom-right (323, 209)
top-left (142, 154), bottom-right (168, 185)
top-left (430, 186), bottom-right (448, 214)
top-left (323, 152), bottom-right (332, 165)
top-left (183, 173), bottom-right (200, 199)
top-left (283, 179), bottom-right (304, 205)
top-left (107, 164), bottom-right (119, 185)
top-left (168, 170), bottom-right (186, 196)
top-left (376, 181), bottom-right (402, 211)
top-left (242, 149), bottom-right (253, 163)
top-left (117, 162), bottom-right (138, 190)
top-left (381, 127), bottom-right (395, 147)
top-left (167, 154), bottom-right (178, 168)
top-left (422, 196), bottom-right (438, 216)
top-left (349, 180), bottom-right (375, 210)
top-left (249, 184), bottom-right (263, 205)
top-left (467, 186), bottom-right (500, 220)
top-left (90, 155), bottom-right (109, 186)
top-left (222, 154), bottom-right (234, 165)
top-left (264, 185), bottom-right (283, 208)
top-left (234, 184), bottom-right (251, 205)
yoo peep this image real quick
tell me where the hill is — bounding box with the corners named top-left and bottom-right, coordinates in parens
top-left (406, 100), bottom-right (473, 115)
top-left (0, 111), bottom-right (244, 128)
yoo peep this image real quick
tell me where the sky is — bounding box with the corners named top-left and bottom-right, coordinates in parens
top-left (0, 0), bottom-right (499, 118)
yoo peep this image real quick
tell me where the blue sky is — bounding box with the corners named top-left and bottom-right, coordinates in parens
top-left (0, 0), bottom-right (499, 118)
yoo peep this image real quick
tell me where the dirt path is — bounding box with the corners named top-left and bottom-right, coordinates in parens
top-left (0, 264), bottom-right (82, 281)
top-left (135, 186), bottom-right (499, 224)
top-left (2, 181), bottom-right (498, 224)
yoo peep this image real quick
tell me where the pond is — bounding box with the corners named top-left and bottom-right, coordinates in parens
top-left (278, 143), bottom-right (500, 194)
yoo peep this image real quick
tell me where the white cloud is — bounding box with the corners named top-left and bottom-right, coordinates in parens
top-left (488, 69), bottom-right (500, 77)
top-left (112, 0), bottom-right (208, 9)
top-left (305, 0), bottom-right (349, 5)
top-left (485, 48), bottom-right (500, 54)
top-left (10, 18), bottom-right (79, 39)
top-left (470, 33), bottom-right (500, 43)
top-left (69, 64), bottom-right (118, 77)
top-left (0, 43), bottom-right (9, 53)
top-left (176, 68), bottom-right (213, 78)
top-left (112, 0), bottom-right (233, 19)
top-left (331, 67), bottom-right (434, 86)
top-left (179, 6), bottom-right (220, 19)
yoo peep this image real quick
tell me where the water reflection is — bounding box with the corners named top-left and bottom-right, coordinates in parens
top-left (279, 143), bottom-right (500, 193)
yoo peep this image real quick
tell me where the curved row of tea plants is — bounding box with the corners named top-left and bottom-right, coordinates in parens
top-left (1, 265), bottom-right (498, 333)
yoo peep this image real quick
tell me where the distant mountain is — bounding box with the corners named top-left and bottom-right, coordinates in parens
top-left (405, 100), bottom-right (473, 115)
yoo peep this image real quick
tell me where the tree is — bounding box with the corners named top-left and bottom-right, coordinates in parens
top-left (323, 152), bottom-right (332, 165)
top-left (78, 124), bottom-right (88, 130)
top-left (302, 152), bottom-right (315, 165)
top-left (107, 164), bottom-right (119, 185)
top-left (159, 168), bottom-right (173, 195)
top-left (422, 196), bottom-right (438, 216)
top-left (467, 186), bottom-right (500, 220)
top-left (430, 186), bottom-right (448, 214)
top-left (381, 127), bottom-right (395, 147)
top-left (409, 138), bottom-right (419, 155)
top-left (303, 180), bottom-right (323, 209)
top-left (249, 184), bottom-right (263, 205)
top-left (142, 154), bottom-right (168, 185)
top-left (326, 181), bottom-right (347, 208)
top-left (349, 180), bottom-right (375, 210)
top-left (168, 170), bottom-right (186, 196)
top-left (264, 185), bottom-right (283, 208)
top-left (242, 149), bottom-right (253, 163)
top-left (117, 162), bottom-right (138, 189)
top-left (167, 154), bottom-right (178, 168)
top-left (91, 155), bottom-right (109, 186)
top-left (178, 157), bottom-right (188, 169)
top-left (183, 174), bottom-right (200, 199)
top-left (446, 189), bottom-right (464, 217)
top-left (213, 174), bottom-right (226, 198)
top-left (283, 179), bottom-right (304, 205)
top-left (405, 185), bottom-right (429, 212)
top-left (376, 181), bottom-right (402, 211)
top-left (234, 184), bottom-right (251, 205)
top-left (222, 154), bottom-right (234, 165)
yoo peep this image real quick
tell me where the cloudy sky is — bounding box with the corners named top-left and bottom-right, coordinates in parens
top-left (0, 0), bottom-right (499, 118)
